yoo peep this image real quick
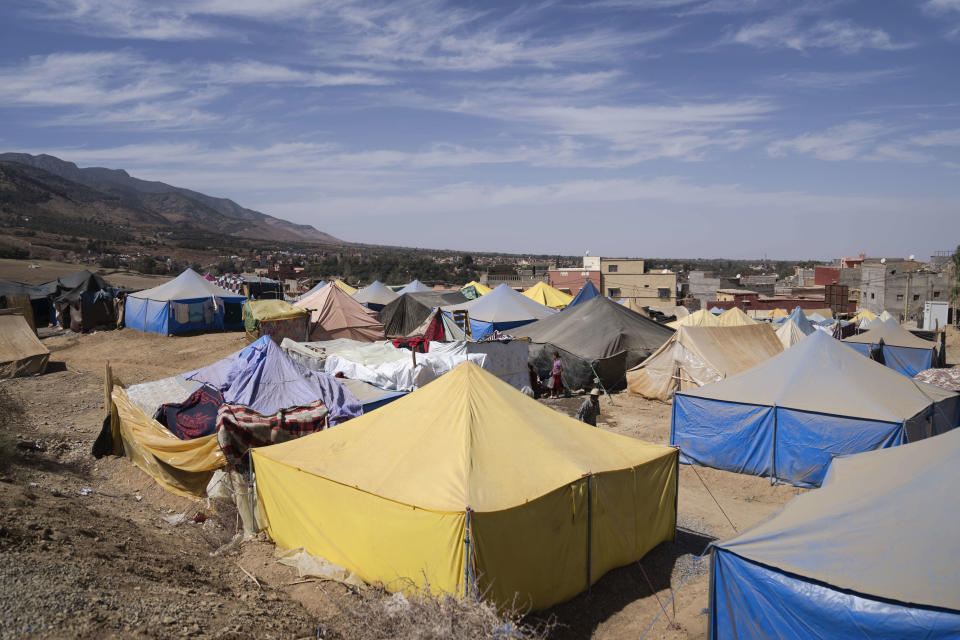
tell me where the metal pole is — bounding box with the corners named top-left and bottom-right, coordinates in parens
top-left (589, 362), bottom-right (615, 406)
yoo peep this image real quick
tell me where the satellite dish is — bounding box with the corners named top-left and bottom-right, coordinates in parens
top-left (735, 273), bottom-right (741, 279)
top-left (585, 250), bottom-right (590, 256)
top-left (909, 254), bottom-right (915, 260)
top-left (880, 258), bottom-right (886, 264)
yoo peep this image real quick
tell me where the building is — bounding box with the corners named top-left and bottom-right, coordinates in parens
top-left (481, 264), bottom-right (551, 290)
top-left (859, 258), bottom-right (951, 322)
top-left (687, 271), bottom-right (744, 310)
top-left (548, 256), bottom-right (601, 295)
top-left (600, 258), bottom-right (677, 305)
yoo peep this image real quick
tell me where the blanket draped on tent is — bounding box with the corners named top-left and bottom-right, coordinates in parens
top-left (217, 399), bottom-right (329, 473)
top-left (158, 385), bottom-right (225, 440)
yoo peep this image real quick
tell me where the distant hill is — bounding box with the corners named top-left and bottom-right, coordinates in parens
top-left (0, 153), bottom-right (342, 244)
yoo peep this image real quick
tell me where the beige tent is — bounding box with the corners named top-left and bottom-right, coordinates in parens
top-left (666, 309), bottom-right (721, 330)
top-left (294, 282), bottom-right (385, 342)
top-left (0, 314), bottom-right (49, 378)
top-left (716, 307), bottom-right (758, 327)
top-left (626, 324), bottom-right (784, 401)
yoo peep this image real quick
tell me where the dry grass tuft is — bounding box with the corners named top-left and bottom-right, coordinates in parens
top-left (321, 580), bottom-right (555, 640)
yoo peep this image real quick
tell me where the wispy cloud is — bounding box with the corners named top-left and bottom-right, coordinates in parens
top-left (768, 121), bottom-right (891, 161)
top-left (767, 67), bottom-right (908, 90)
top-left (728, 17), bottom-right (911, 53)
top-left (33, 0), bottom-right (231, 40)
top-left (203, 62), bottom-right (392, 87)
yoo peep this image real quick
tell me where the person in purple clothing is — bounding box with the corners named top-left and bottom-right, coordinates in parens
top-left (549, 352), bottom-right (564, 399)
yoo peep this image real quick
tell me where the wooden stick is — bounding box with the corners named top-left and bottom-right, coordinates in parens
top-left (237, 563), bottom-right (262, 589)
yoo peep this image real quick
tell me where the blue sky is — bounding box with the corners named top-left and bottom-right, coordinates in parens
top-left (1, 0), bottom-right (958, 259)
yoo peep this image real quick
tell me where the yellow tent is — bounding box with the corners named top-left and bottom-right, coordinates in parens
top-left (253, 362), bottom-right (677, 610)
top-left (666, 308), bottom-right (722, 330)
top-left (461, 281), bottom-right (492, 296)
top-left (850, 309), bottom-right (877, 324)
top-left (770, 308), bottom-right (789, 317)
top-left (716, 307), bottom-right (759, 327)
top-left (243, 299), bottom-right (309, 343)
top-left (331, 280), bottom-right (357, 295)
top-left (522, 281), bottom-right (574, 310)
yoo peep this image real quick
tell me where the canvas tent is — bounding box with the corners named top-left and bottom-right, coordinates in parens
top-left (105, 336), bottom-right (362, 498)
top-left (716, 307), bottom-right (758, 327)
top-left (44, 270), bottom-right (123, 332)
top-left (396, 279), bottom-right (432, 295)
top-left (0, 314), bottom-right (49, 378)
top-left (380, 291), bottom-right (468, 338)
top-left (710, 426), bottom-right (960, 639)
top-left (844, 318), bottom-right (938, 376)
top-left (125, 269), bottom-right (246, 335)
top-left (243, 299), bottom-right (309, 344)
top-left (666, 309), bottom-right (722, 330)
top-left (294, 283), bottom-right (384, 342)
top-left (522, 281), bottom-right (573, 310)
top-left (774, 306), bottom-right (816, 349)
top-left (331, 280), bottom-right (357, 295)
top-left (351, 280), bottom-right (399, 312)
top-left (672, 331), bottom-right (960, 487)
top-left (441, 283), bottom-right (556, 339)
top-left (567, 280), bottom-right (600, 308)
top-left (252, 362), bottom-right (678, 610)
top-left (850, 308), bottom-right (877, 328)
top-left (513, 296), bottom-right (674, 391)
top-left (407, 307), bottom-right (468, 342)
top-left (627, 324), bottom-right (784, 402)
top-left (295, 281), bottom-right (325, 302)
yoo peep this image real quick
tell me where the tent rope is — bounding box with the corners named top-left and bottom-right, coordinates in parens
top-left (637, 553), bottom-right (704, 640)
top-left (593, 481), bottom-right (677, 630)
top-left (689, 464), bottom-right (738, 534)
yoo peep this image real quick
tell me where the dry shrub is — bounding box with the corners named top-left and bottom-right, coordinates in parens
top-left (0, 384), bottom-right (24, 471)
top-left (323, 580), bottom-right (554, 640)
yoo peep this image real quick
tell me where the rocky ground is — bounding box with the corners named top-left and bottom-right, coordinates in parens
top-left (0, 325), bottom-right (955, 639)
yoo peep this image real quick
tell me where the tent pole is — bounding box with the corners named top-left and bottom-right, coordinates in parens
top-left (589, 363), bottom-right (615, 406)
top-left (464, 507), bottom-right (474, 599)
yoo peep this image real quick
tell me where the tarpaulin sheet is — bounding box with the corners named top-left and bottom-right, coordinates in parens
top-left (513, 296), bottom-right (673, 390)
top-left (845, 318), bottom-right (937, 376)
top-left (440, 284), bottom-right (555, 338)
top-left (253, 362), bottom-right (677, 610)
top-left (672, 332), bottom-right (958, 486)
top-left (567, 280), bottom-right (599, 308)
top-left (184, 335), bottom-right (361, 425)
top-left (380, 291), bottom-right (467, 337)
top-left (522, 281), bottom-right (573, 309)
top-left (710, 427), bottom-right (960, 638)
top-left (428, 339), bottom-right (529, 389)
top-left (0, 314), bottom-right (49, 378)
top-left (294, 282), bottom-right (384, 342)
top-left (710, 550), bottom-right (960, 640)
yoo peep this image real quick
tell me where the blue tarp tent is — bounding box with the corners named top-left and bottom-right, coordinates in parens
top-left (183, 335), bottom-right (362, 425)
top-left (844, 318), bottom-right (938, 376)
top-left (441, 283), bottom-right (556, 339)
top-left (708, 306), bottom-right (724, 315)
top-left (672, 331), bottom-right (959, 487)
top-left (710, 426), bottom-right (960, 639)
top-left (125, 268), bottom-right (246, 335)
top-left (567, 280), bottom-right (600, 308)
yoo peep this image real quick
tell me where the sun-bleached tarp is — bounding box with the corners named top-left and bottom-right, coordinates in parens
top-left (710, 426), bottom-right (960, 638)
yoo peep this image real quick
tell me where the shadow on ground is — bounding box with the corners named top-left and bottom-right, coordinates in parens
top-left (532, 528), bottom-right (715, 639)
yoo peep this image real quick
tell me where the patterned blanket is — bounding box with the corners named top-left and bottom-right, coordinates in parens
top-left (157, 384), bottom-right (225, 440)
top-left (914, 367), bottom-right (960, 392)
top-left (217, 399), bottom-right (329, 473)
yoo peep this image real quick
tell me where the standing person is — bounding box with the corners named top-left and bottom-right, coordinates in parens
top-left (576, 388), bottom-right (601, 426)
top-left (549, 352), bottom-right (564, 399)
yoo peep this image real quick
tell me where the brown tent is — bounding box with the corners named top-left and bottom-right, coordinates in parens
top-left (0, 314), bottom-right (50, 378)
top-left (294, 282), bottom-right (385, 342)
top-left (626, 324), bottom-right (783, 401)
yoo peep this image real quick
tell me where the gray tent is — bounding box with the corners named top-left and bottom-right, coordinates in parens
top-left (380, 291), bottom-right (468, 338)
top-left (512, 296), bottom-right (674, 391)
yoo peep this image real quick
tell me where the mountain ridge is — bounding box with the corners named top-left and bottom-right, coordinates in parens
top-left (0, 152), bottom-right (343, 245)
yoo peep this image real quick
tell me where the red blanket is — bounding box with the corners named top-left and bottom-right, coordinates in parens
top-left (217, 399), bottom-right (328, 473)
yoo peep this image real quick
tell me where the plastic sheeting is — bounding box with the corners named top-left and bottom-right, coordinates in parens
top-left (184, 335), bottom-right (362, 425)
top-left (322, 350), bottom-right (487, 391)
top-left (0, 315), bottom-right (49, 378)
top-left (627, 325), bottom-right (783, 401)
top-left (672, 331), bottom-right (959, 486)
top-left (512, 296), bottom-right (674, 391)
top-left (710, 426), bottom-right (960, 638)
top-left (253, 362), bottom-right (677, 610)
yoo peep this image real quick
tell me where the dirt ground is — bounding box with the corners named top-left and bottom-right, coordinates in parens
top-left (1, 324), bottom-right (957, 639)
top-left (0, 258), bottom-right (173, 290)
